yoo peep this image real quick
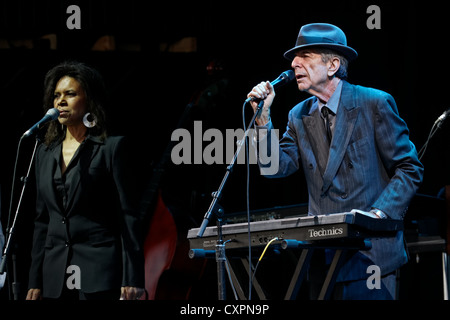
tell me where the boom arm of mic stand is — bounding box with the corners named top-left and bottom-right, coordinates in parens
top-left (196, 100), bottom-right (264, 238)
top-left (0, 137), bottom-right (39, 277)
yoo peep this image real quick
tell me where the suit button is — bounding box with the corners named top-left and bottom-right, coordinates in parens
top-left (341, 193), bottom-right (348, 199)
top-left (62, 217), bottom-right (66, 224)
top-left (65, 241), bottom-right (71, 247)
top-left (348, 162), bottom-right (354, 168)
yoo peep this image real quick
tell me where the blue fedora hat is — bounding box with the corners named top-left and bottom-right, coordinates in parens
top-left (284, 23), bottom-right (358, 61)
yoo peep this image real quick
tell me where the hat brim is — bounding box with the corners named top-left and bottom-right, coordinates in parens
top-left (283, 43), bottom-right (358, 61)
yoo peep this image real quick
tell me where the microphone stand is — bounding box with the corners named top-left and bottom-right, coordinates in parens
top-left (418, 111), bottom-right (448, 161)
top-left (0, 136), bottom-right (39, 300)
top-left (196, 100), bottom-right (264, 300)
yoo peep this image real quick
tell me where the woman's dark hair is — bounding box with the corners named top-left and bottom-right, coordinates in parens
top-left (43, 61), bottom-right (108, 145)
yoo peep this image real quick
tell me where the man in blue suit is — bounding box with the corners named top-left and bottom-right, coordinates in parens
top-left (248, 23), bottom-right (424, 299)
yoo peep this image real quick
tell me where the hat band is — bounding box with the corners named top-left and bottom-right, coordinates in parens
top-left (296, 35), bottom-right (345, 46)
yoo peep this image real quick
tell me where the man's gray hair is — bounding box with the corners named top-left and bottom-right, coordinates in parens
top-left (318, 49), bottom-right (349, 80)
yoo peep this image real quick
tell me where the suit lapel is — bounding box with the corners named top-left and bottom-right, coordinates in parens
top-left (322, 82), bottom-right (360, 194)
top-left (302, 106), bottom-right (330, 177)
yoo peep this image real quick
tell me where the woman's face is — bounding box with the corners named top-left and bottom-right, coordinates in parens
top-left (53, 76), bottom-right (87, 127)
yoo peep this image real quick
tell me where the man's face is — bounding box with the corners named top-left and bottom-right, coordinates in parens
top-left (291, 49), bottom-right (331, 95)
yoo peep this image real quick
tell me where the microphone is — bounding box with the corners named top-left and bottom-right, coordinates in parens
top-left (22, 108), bottom-right (60, 138)
top-left (434, 108), bottom-right (450, 125)
top-left (245, 70), bottom-right (295, 103)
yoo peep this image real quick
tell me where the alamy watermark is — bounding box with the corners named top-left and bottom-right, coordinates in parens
top-left (170, 121), bottom-right (280, 175)
top-left (65, 4), bottom-right (381, 31)
top-left (66, 5), bottom-right (81, 30)
top-left (366, 5), bottom-right (381, 29)
top-left (66, 264), bottom-right (81, 290)
top-left (366, 265), bottom-right (381, 290)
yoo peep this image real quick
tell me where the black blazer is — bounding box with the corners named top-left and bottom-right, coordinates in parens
top-left (28, 135), bottom-right (145, 298)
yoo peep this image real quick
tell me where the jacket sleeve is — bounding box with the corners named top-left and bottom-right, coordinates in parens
top-left (255, 111), bottom-right (302, 178)
top-left (370, 92), bottom-right (424, 219)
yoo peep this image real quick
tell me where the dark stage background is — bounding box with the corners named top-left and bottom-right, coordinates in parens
top-left (0, 0), bottom-right (449, 301)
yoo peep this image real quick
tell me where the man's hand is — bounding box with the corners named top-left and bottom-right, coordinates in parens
top-left (351, 209), bottom-right (387, 219)
top-left (247, 81), bottom-right (275, 126)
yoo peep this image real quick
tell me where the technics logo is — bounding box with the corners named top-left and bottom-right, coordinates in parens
top-left (307, 226), bottom-right (344, 239)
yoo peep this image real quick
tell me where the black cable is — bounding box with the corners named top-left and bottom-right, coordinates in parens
top-left (242, 99), bottom-right (253, 299)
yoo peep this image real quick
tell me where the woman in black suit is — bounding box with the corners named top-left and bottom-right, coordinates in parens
top-left (26, 61), bottom-right (145, 300)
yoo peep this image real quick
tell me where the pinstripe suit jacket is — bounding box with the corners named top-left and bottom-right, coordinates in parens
top-left (258, 80), bottom-right (424, 281)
